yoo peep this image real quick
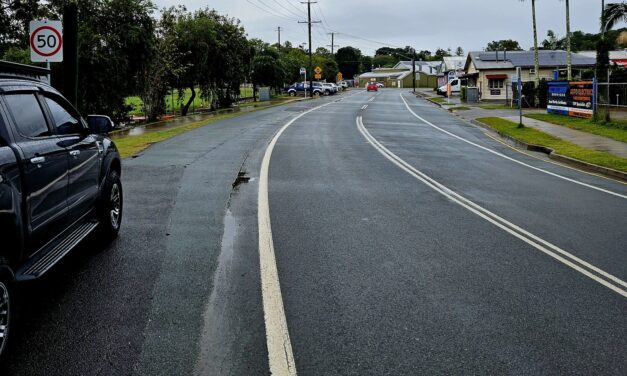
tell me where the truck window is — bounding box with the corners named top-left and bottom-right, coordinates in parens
top-left (4, 94), bottom-right (51, 138)
top-left (44, 97), bottom-right (82, 135)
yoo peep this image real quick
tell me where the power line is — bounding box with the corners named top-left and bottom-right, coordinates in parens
top-left (246, 0), bottom-right (298, 22)
top-left (268, 0), bottom-right (305, 19)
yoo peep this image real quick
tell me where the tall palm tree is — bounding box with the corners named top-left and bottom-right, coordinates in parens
top-left (520, 0), bottom-right (540, 97)
top-left (565, 0), bottom-right (572, 80)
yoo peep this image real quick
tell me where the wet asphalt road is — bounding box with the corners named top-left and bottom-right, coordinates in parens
top-left (1, 89), bottom-right (626, 375)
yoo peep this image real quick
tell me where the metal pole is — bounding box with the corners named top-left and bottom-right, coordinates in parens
top-left (517, 67), bottom-right (523, 127)
top-left (412, 49), bottom-right (416, 93)
top-left (46, 61), bottom-right (51, 84)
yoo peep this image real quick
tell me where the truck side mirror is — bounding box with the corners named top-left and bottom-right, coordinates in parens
top-left (87, 115), bottom-right (114, 134)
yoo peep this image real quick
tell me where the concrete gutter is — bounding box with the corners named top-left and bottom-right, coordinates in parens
top-left (470, 119), bottom-right (627, 182)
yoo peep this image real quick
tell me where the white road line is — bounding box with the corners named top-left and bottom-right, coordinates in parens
top-left (356, 116), bottom-right (627, 298)
top-left (258, 98), bottom-right (344, 376)
top-left (361, 105), bottom-right (368, 110)
top-left (399, 94), bottom-right (627, 200)
top-left (368, 97), bottom-right (375, 102)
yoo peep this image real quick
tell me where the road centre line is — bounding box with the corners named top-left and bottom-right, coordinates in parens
top-left (368, 97), bottom-right (375, 102)
top-left (399, 94), bottom-right (627, 200)
top-left (258, 92), bottom-right (363, 375)
top-left (356, 115), bottom-right (627, 298)
top-left (362, 105), bottom-right (368, 110)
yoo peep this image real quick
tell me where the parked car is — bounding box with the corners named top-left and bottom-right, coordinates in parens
top-left (321, 83), bottom-right (337, 95)
top-left (366, 82), bottom-right (378, 92)
top-left (337, 81), bottom-right (348, 89)
top-left (287, 82), bottom-right (324, 97)
top-left (376, 82), bottom-right (385, 88)
top-left (0, 60), bottom-right (123, 357)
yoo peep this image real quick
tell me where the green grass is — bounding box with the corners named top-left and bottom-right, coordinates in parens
top-left (448, 106), bottom-right (471, 111)
top-left (525, 113), bottom-right (627, 144)
top-left (125, 87), bottom-right (255, 116)
top-left (476, 117), bottom-right (627, 172)
top-left (429, 97), bottom-right (447, 104)
top-left (479, 104), bottom-right (516, 110)
top-left (115, 97), bottom-right (298, 158)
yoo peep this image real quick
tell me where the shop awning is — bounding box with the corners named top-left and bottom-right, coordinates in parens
top-left (486, 74), bottom-right (508, 79)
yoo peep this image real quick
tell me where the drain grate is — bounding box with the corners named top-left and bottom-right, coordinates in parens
top-left (232, 171), bottom-right (250, 189)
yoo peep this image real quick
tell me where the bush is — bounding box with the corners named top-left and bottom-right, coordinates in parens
top-left (537, 79), bottom-right (548, 108)
top-left (521, 81), bottom-right (537, 108)
top-left (460, 86), bottom-right (467, 101)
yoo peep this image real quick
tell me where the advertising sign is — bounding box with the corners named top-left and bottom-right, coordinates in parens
top-left (30, 20), bottom-right (63, 63)
top-left (547, 81), bottom-right (594, 119)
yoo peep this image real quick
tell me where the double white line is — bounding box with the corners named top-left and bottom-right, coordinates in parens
top-left (356, 115), bottom-right (627, 298)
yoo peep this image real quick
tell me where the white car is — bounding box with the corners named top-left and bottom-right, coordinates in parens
top-left (321, 83), bottom-right (337, 95)
top-left (337, 81), bottom-right (348, 89)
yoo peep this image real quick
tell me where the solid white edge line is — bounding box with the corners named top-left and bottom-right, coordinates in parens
top-left (356, 116), bottom-right (627, 298)
top-left (399, 93), bottom-right (627, 200)
top-left (258, 94), bottom-right (359, 376)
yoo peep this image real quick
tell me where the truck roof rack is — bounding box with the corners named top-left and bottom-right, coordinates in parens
top-left (0, 60), bottom-right (50, 83)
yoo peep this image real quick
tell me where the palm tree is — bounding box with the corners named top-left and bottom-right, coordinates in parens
top-left (564, 0), bottom-right (572, 80)
top-left (520, 0), bottom-right (540, 98)
top-left (602, 2), bottom-right (627, 33)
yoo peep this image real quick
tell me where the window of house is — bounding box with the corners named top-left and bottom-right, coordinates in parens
top-left (4, 94), bottom-right (51, 138)
top-left (488, 79), bottom-right (505, 89)
top-left (44, 97), bottom-right (82, 135)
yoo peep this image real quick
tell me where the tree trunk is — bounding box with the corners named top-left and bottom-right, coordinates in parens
top-left (181, 86), bottom-right (196, 116)
top-left (532, 0), bottom-right (540, 105)
top-left (566, 0), bottom-right (572, 81)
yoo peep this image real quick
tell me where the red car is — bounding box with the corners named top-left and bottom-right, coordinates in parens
top-left (366, 82), bottom-right (378, 92)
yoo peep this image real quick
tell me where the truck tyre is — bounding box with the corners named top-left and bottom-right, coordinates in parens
top-left (289, 91), bottom-right (296, 97)
top-left (0, 264), bottom-right (13, 359)
top-left (98, 170), bottom-right (123, 240)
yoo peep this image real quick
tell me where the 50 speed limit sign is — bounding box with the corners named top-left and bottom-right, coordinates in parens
top-left (30, 20), bottom-right (63, 63)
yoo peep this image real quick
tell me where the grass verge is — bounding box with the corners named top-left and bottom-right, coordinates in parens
top-left (428, 97), bottom-right (447, 104)
top-left (476, 117), bottom-right (627, 172)
top-left (525, 113), bottom-right (627, 144)
top-left (448, 106), bottom-right (470, 111)
top-left (479, 104), bottom-right (516, 110)
top-left (114, 98), bottom-right (299, 158)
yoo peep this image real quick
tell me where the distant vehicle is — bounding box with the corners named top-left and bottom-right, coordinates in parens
top-left (367, 82), bottom-right (378, 92)
top-left (321, 83), bottom-right (337, 95)
top-left (287, 82), bottom-right (323, 97)
top-left (437, 77), bottom-right (467, 97)
top-left (337, 81), bottom-right (348, 89)
top-left (0, 60), bottom-right (123, 357)
top-left (376, 82), bottom-right (385, 88)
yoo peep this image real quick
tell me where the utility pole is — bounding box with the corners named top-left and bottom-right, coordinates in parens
top-left (411, 48), bottom-right (416, 93)
top-left (327, 32), bottom-right (339, 55)
top-left (276, 26), bottom-right (282, 49)
top-left (300, 1), bottom-right (320, 95)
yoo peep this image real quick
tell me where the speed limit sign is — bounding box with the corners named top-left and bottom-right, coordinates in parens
top-left (29, 20), bottom-right (63, 63)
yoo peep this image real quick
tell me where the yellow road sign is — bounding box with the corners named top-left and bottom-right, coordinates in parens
top-left (314, 66), bottom-right (322, 74)
top-left (337, 72), bottom-right (343, 81)
top-left (314, 73), bottom-right (322, 79)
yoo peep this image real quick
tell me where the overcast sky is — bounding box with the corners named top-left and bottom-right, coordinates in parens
top-left (153, 0), bottom-right (624, 56)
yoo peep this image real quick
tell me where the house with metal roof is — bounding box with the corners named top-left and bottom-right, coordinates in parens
top-left (437, 56), bottom-right (467, 87)
top-left (463, 50), bottom-right (595, 102)
top-left (356, 60), bottom-right (441, 88)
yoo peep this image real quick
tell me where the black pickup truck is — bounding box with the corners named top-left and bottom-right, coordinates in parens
top-left (0, 61), bottom-right (123, 356)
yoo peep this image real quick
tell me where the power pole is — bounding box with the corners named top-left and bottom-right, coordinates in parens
top-left (299, 1), bottom-right (320, 94)
top-left (412, 48), bottom-right (416, 93)
top-left (276, 26), bottom-right (282, 48)
top-left (327, 32), bottom-right (339, 55)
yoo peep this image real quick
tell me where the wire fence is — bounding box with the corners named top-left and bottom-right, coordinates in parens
top-left (596, 83), bottom-right (627, 108)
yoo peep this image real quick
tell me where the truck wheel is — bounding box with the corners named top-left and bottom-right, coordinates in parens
top-left (0, 270), bottom-right (12, 358)
top-left (98, 170), bottom-right (123, 240)
top-left (289, 91), bottom-right (296, 97)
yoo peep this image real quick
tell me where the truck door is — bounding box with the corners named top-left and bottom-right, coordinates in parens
top-left (42, 95), bottom-right (100, 222)
top-left (2, 93), bottom-right (69, 241)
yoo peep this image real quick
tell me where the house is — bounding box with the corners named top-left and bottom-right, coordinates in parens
top-left (357, 61), bottom-right (441, 88)
top-left (462, 50), bottom-right (595, 102)
top-left (438, 56), bottom-right (466, 87)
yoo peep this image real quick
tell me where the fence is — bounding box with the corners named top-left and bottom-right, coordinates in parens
top-left (596, 82), bottom-right (627, 120)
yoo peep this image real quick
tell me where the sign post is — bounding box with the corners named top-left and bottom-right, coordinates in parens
top-left (30, 20), bottom-right (63, 83)
top-left (516, 67), bottom-right (523, 127)
top-left (314, 66), bottom-right (322, 80)
top-left (300, 67), bottom-right (307, 98)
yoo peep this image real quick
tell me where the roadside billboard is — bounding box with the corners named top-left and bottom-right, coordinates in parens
top-left (547, 81), bottom-right (594, 119)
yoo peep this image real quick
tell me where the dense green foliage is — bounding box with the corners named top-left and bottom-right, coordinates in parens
top-left (485, 39), bottom-right (523, 51)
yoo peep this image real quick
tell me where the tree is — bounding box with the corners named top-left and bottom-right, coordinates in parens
top-left (564, 0), bottom-right (572, 80)
top-left (455, 46), bottom-right (464, 56)
top-left (372, 54), bottom-right (397, 68)
top-left (485, 39), bottom-right (523, 51)
top-left (541, 30), bottom-right (564, 50)
top-left (361, 55), bottom-right (373, 72)
top-left (602, 2), bottom-right (627, 33)
top-left (433, 48), bottom-right (450, 60)
top-left (520, 0), bottom-right (540, 93)
top-left (335, 46), bottom-right (362, 79)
